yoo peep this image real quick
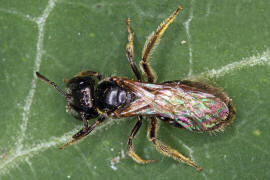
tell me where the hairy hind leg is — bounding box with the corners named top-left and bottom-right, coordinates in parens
top-left (140, 6), bottom-right (182, 83)
top-left (148, 117), bottom-right (202, 171)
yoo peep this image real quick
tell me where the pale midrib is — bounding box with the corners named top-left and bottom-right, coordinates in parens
top-left (17, 0), bottom-right (58, 153)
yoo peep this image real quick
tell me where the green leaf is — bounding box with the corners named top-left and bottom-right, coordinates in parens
top-left (1, 0), bottom-right (270, 179)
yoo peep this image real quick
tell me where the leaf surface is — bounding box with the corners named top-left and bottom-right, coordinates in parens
top-left (1, 0), bottom-right (270, 179)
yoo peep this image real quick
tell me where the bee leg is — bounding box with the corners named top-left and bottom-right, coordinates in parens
top-left (125, 18), bottom-right (142, 81)
top-left (126, 19), bottom-right (154, 163)
top-left (148, 117), bottom-right (202, 171)
top-left (126, 18), bottom-right (155, 163)
top-left (64, 71), bottom-right (102, 84)
top-left (75, 71), bottom-right (102, 80)
top-left (128, 116), bottom-right (156, 164)
top-left (60, 116), bottom-right (106, 149)
top-left (140, 5), bottom-right (182, 83)
top-left (64, 78), bottom-right (69, 84)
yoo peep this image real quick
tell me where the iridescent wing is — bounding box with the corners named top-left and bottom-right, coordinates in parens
top-left (112, 77), bottom-right (235, 132)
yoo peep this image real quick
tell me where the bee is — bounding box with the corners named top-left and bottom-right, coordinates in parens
top-left (36, 5), bottom-right (235, 171)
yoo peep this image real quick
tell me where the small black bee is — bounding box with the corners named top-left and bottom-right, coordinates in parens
top-left (36, 5), bottom-right (235, 171)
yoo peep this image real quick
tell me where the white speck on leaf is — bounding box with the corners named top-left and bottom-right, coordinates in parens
top-left (181, 40), bottom-right (187, 44)
top-left (121, 149), bottom-right (125, 158)
top-left (110, 149), bottom-right (126, 171)
top-left (110, 156), bottom-right (120, 171)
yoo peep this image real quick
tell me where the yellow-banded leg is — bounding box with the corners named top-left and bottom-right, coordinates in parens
top-left (140, 5), bottom-right (182, 83)
top-left (148, 117), bottom-right (202, 171)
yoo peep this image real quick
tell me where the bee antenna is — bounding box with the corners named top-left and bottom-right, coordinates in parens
top-left (36, 72), bottom-right (69, 98)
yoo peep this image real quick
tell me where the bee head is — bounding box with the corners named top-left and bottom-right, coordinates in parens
top-left (66, 76), bottom-right (99, 120)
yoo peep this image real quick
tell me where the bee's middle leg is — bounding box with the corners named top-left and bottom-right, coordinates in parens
top-left (127, 116), bottom-right (156, 164)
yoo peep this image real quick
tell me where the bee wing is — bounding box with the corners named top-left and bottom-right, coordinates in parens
top-left (112, 79), bottom-right (161, 117)
top-left (114, 79), bottom-right (181, 118)
top-left (114, 78), bottom-right (230, 132)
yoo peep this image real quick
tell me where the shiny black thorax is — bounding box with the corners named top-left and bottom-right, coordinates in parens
top-left (66, 76), bottom-right (134, 120)
top-left (95, 81), bottom-right (134, 113)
